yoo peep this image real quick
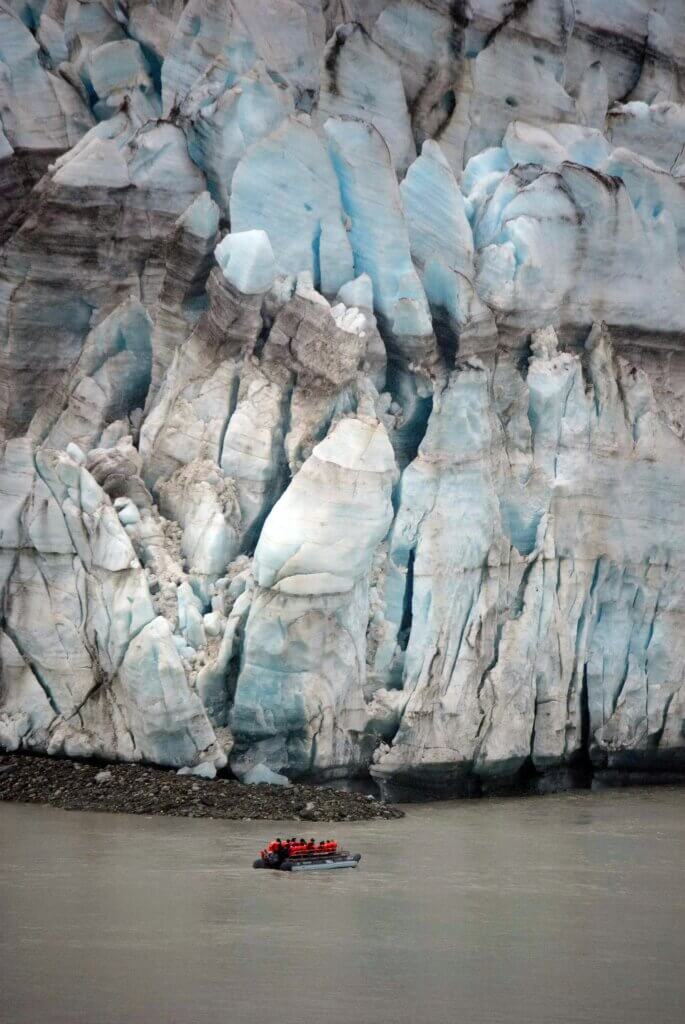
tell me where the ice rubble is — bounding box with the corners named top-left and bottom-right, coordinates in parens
top-left (1, 0), bottom-right (685, 790)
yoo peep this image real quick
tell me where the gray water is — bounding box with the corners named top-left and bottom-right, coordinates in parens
top-left (1, 787), bottom-right (684, 1024)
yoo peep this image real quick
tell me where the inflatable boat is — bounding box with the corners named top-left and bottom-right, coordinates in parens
top-left (253, 837), bottom-right (361, 872)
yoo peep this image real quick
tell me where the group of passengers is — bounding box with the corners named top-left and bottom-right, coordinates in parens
top-left (260, 837), bottom-right (336, 865)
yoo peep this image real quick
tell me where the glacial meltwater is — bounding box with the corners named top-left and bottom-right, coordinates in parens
top-left (1, 788), bottom-right (683, 1024)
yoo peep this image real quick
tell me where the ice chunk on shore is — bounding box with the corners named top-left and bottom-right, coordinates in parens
top-left (241, 763), bottom-right (291, 786)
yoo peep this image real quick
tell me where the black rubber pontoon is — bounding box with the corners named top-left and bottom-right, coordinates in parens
top-left (253, 853), bottom-right (361, 871)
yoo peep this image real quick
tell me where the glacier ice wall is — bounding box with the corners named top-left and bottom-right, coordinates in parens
top-left (1, 0), bottom-right (684, 792)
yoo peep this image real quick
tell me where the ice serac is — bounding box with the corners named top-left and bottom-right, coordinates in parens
top-left (215, 230), bottom-right (276, 295)
top-left (324, 117), bottom-right (437, 367)
top-left (139, 266), bottom-right (253, 492)
top-left (372, 326), bottom-right (685, 797)
top-left (230, 116), bottom-right (353, 295)
top-left (185, 65), bottom-right (292, 217)
top-left (161, 0), bottom-right (235, 118)
top-left (401, 139), bottom-right (495, 358)
top-left (0, 6), bottom-right (93, 184)
top-left (230, 415), bottom-right (396, 780)
top-left (1, 0), bottom-right (685, 791)
top-left (219, 276), bottom-right (379, 548)
top-left (28, 297), bottom-right (153, 453)
top-left (370, 0), bottom-right (464, 148)
top-left (318, 22), bottom-right (416, 175)
top-left (0, 441), bottom-right (223, 771)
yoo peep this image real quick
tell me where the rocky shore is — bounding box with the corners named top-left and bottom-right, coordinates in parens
top-left (0, 754), bottom-right (403, 822)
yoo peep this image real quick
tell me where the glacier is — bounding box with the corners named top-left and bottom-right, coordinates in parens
top-left (1, 0), bottom-right (684, 796)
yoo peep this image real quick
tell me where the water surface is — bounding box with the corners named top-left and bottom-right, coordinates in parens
top-left (1, 787), bottom-right (684, 1024)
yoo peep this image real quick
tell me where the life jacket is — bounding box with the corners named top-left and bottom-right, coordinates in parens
top-left (287, 839), bottom-right (338, 858)
top-left (264, 835), bottom-right (337, 860)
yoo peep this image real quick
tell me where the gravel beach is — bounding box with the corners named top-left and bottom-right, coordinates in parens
top-left (0, 753), bottom-right (403, 822)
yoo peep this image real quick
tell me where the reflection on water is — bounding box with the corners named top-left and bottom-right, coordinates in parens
top-left (1, 787), bottom-right (684, 1024)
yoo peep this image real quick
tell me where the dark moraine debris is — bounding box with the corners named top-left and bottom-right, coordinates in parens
top-left (0, 754), bottom-right (403, 822)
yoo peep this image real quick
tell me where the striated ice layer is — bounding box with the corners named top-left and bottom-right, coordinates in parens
top-left (1, 0), bottom-right (685, 789)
